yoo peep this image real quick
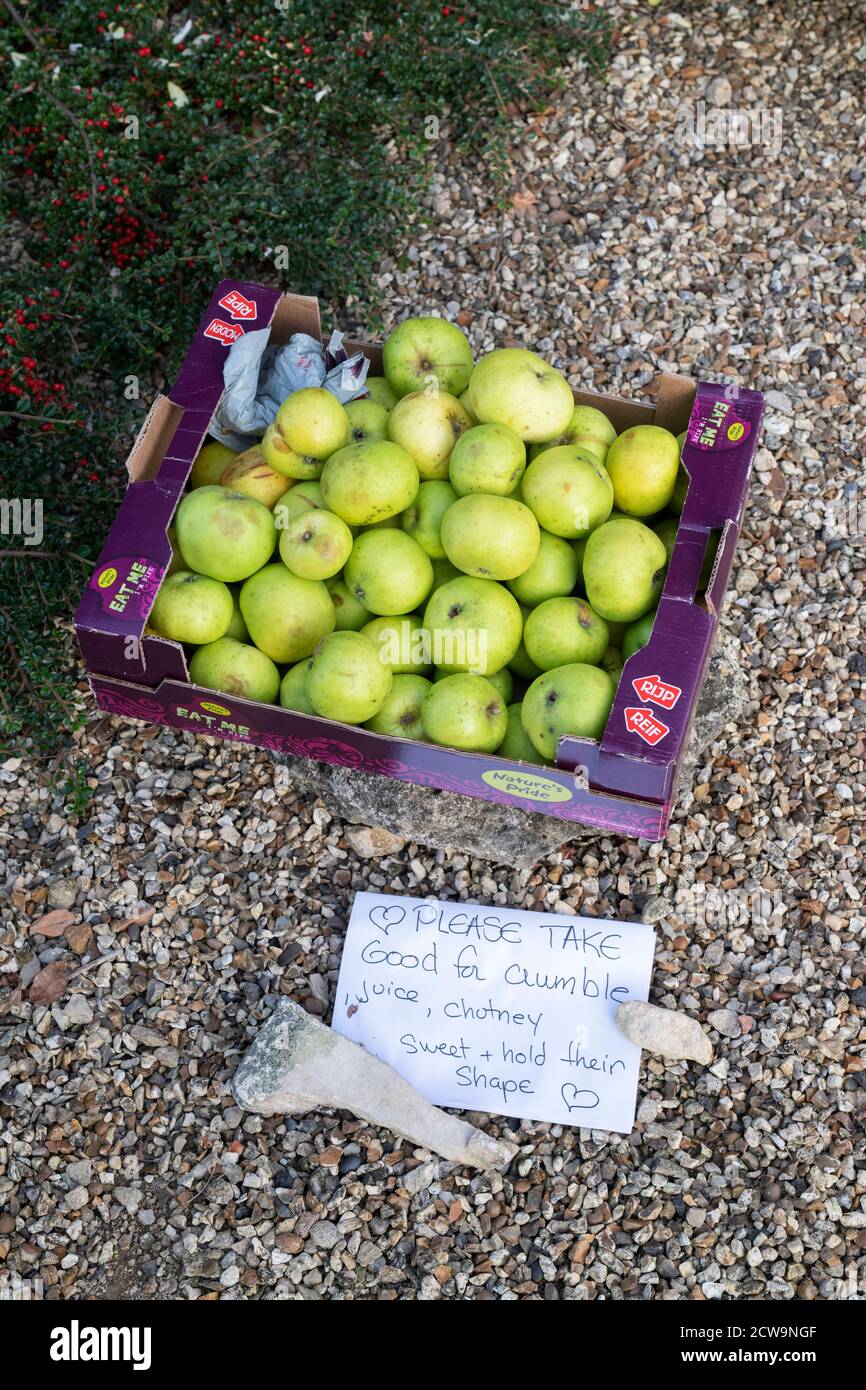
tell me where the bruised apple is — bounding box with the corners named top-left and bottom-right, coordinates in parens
top-left (239, 564), bottom-right (335, 663)
top-left (387, 390), bottom-right (472, 480)
top-left (175, 486), bottom-right (276, 583)
top-left (261, 387), bottom-right (350, 479)
top-left (320, 439), bottom-right (419, 525)
top-left (189, 637), bottom-right (279, 704)
top-left (220, 446), bottom-right (292, 508)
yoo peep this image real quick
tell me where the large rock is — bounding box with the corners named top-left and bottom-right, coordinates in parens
top-left (233, 999), bottom-right (516, 1171)
top-left (276, 631), bottom-right (745, 866)
top-left (616, 1001), bottom-right (713, 1065)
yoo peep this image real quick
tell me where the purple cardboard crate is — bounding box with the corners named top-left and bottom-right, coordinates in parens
top-left (75, 280), bottom-right (763, 841)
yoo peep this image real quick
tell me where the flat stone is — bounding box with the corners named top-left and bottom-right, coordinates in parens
top-left (344, 825), bottom-right (406, 859)
top-left (275, 632), bottom-right (745, 866)
top-left (616, 1001), bottom-right (713, 1065)
top-left (114, 1186), bottom-right (143, 1215)
top-left (705, 75), bottom-right (733, 107)
top-left (707, 1008), bottom-right (741, 1038)
top-left (47, 880), bottom-right (78, 910)
top-left (233, 999), bottom-right (516, 1171)
top-left (65, 1159), bottom-right (93, 1188)
top-left (309, 1220), bottom-right (341, 1250)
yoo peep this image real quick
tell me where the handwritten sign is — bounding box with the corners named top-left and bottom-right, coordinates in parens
top-left (332, 893), bottom-right (656, 1134)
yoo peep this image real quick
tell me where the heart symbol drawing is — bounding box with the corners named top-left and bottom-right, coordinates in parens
top-left (560, 1084), bottom-right (600, 1114)
top-left (367, 904), bottom-right (407, 936)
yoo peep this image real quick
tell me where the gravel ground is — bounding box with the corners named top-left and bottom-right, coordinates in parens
top-left (2, 0), bottom-right (864, 1302)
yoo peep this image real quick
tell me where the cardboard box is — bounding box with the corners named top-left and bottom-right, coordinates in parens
top-left (75, 281), bottom-right (764, 840)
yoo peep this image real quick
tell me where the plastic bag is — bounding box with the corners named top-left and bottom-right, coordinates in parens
top-left (210, 329), bottom-right (370, 451)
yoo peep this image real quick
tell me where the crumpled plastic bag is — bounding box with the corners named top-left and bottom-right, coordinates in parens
top-left (210, 329), bottom-right (370, 451)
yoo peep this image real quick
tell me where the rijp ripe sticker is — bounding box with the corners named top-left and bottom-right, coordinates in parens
top-left (624, 706), bottom-right (670, 746)
top-left (217, 289), bottom-right (257, 321)
top-left (630, 674), bottom-right (682, 710)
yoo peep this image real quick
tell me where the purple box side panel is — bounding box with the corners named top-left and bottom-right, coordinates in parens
top-left (89, 675), bottom-right (667, 841)
top-left (590, 383), bottom-right (764, 800)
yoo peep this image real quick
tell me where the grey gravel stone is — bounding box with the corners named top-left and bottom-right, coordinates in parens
top-left (707, 1009), bottom-right (741, 1039)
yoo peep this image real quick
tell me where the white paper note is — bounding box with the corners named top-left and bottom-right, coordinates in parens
top-left (332, 892), bottom-right (656, 1135)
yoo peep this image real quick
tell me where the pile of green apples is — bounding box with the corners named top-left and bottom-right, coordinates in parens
top-left (150, 316), bottom-right (690, 766)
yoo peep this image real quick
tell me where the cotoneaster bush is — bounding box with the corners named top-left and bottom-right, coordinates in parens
top-left (0, 0), bottom-right (610, 774)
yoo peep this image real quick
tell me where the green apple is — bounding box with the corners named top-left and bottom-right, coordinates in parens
top-left (220, 445), bottom-right (292, 508)
top-left (623, 610), bottom-right (656, 661)
top-left (430, 557), bottom-right (462, 592)
top-left (524, 597), bottom-right (609, 671)
top-left (600, 645), bottom-right (623, 684)
top-left (467, 348), bottom-right (574, 442)
top-left (484, 666), bottom-right (514, 704)
top-left (522, 445), bottom-right (613, 538)
top-left (448, 423), bottom-right (526, 496)
top-left (345, 398), bottom-right (389, 444)
top-left (583, 518), bottom-right (667, 623)
top-left (508, 531), bottom-right (579, 606)
top-left (440, 494), bottom-right (540, 581)
top-left (365, 673), bottom-right (432, 739)
top-left (273, 481), bottom-right (325, 531)
top-left (344, 529), bottom-right (433, 616)
top-left (498, 703), bottom-right (546, 765)
top-left (239, 564), bottom-right (335, 663)
top-left (507, 603), bottom-right (540, 682)
top-left (401, 480), bottom-right (458, 558)
top-left (653, 517), bottom-right (678, 565)
top-left (224, 588), bottom-right (249, 642)
top-left (175, 486), bottom-right (276, 583)
top-left (149, 570), bottom-right (233, 644)
top-left (362, 614), bottom-right (431, 674)
top-left (261, 387), bottom-right (350, 480)
top-left (279, 507), bottom-right (353, 580)
top-left (305, 630), bottom-right (392, 724)
top-left (605, 424), bottom-right (680, 516)
top-left (458, 388), bottom-right (478, 425)
top-left (433, 664), bottom-right (512, 704)
top-left (189, 440), bottom-right (237, 490)
top-left (383, 316), bottom-right (474, 398)
top-left (423, 576), bottom-right (522, 675)
top-left (364, 376), bottom-right (399, 410)
top-left (528, 404), bottom-right (616, 465)
top-left (387, 390), bottom-right (472, 480)
top-left (166, 526), bottom-right (183, 577)
top-left (509, 638), bottom-right (542, 682)
top-left (320, 439), bottom-right (419, 525)
top-left (279, 658), bottom-right (316, 714)
top-left (522, 663), bottom-right (616, 759)
top-left (326, 576), bottom-right (371, 631)
top-left (421, 673), bottom-right (507, 753)
top-left (189, 636), bottom-right (279, 704)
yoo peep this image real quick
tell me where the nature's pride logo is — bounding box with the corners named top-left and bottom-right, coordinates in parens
top-left (200, 700), bottom-right (232, 716)
top-left (481, 768), bottom-right (572, 803)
